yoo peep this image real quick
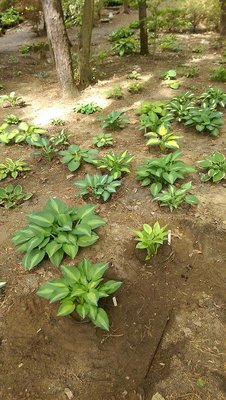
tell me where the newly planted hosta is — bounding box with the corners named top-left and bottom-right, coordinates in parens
top-left (127, 82), bottom-right (144, 94)
top-left (127, 70), bottom-right (141, 80)
top-left (12, 198), bottom-right (105, 270)
top-left (93, 151), bottom-right (134, 179)
top-left (166, 91), bottom-right (196, 121)
top-left (75, 174), bottom-right (121, 201)
top-left (0, 158), bottom-right (30, 180)
top-left (93, 133), bottom-right (113, 148)
top-left (3, 114), bottom-right (21, 124)
top-left (37, 259), bottom-right (122, 330)
top-left (27, 131), bottom-right (70, 160)
top-left (198, 151), bottom-right (226, 182)
top-left (137, 150), bottom-right (195, 191)
top-left (134, 222), bottom-right (168, 260)
top-left (106, 84), bottom-right (123, 99)
top-left (152, 182), bottom-right (199, 211)
top-left (0, 184), bottom-right (32, 209)
top-left (183, 107), bottom-right (224, 136)
top-left (210, 67), bottom-right (226, 82)
top-left (139, 111), bottom-right (172, 133)
top-left (99, 111), bottom-right (129, 131)
top-left (199, 88), bottom-right (226, 109)
top-left (136, 101), bottom-right (167, 117)
top-left (0, 92), bottom-right (25, 107)
top-left (74, 103), bottom-right (102, 115)
top-left (51, 118), bottom-right (65, 126)
top-left (0, 121), bottom-right (46, 144)
top-left (145, 124), bottom-right (181, 151)
top-left (161, 69), bottom-right (177, 81)
top-left (59, 145), bottom-right (98, 172)
top-left (112, 38), bottom-right (137, 56)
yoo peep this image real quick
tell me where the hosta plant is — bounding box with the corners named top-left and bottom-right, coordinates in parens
top-left (127, 70), bottom-right (141, 80)
top-left (110, 26), bottom-right (134, 41)
top-left (145, 124), bottom-right (181, 151)
top-left (183, 107), bottom-right (224, 136)
top-left (51, 118), bottom-right (65, 126)
top-left (74, 103), bottom-right (102, 115)
top-left (93, 151), bottom-right (134, 179)
top-left (37, 260), bottom-right (122, 330)
top-left (3, 114), bottom-right (21, 124)
top-left (127, 82), bottom-right (144, 93)
top-left (59, 145), bottom-right (98, 172)
top-left (0, 184), bottom-right (32, 209)
top-left (198, 151), bottom-right (226, 182)
top-left (0, 158), bottom-right (30, 180)
top-left (166, 92), bottom-right (196, 121)
top-left (12, 198), bottom-right (105, 270)
top-left (185, 66), bottom-right (199, 78)
top-left (0, 92), bottom-right (25, 107)
top-left (106, 84), bottom-right (123, 100)
top-left (134, 222), bottom-right (168, 260)
top-left (75, 174), bottom-right (121, 201)
top-left (27, 130), bottom-right (70, 160)
top-left (112, 38), bottom-right (137, 56)
top-left (93, 133), bottom-right (113, 148)
top-left (199, 88), bottom-right (226, 109)
top-left (152, 182), bottom-right (199, 212)
top-left (210, 67), bottom-right (226, 82)
top-left (136, 101), bottom-right (167, 117)
top-left (0, 121), bottom-right (46, 144)
top-left (139, 111), bottom-right (172, 133)
top-left (99, 111), bottom-right (129, 131)
top-left (137, 150), bottom-right (195, 190)
top-left (161, 69), bottom-right (177, 81)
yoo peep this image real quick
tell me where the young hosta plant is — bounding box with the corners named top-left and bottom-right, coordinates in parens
top-left (152, 182), bottom-right (199, 212)
top-left (136, 101), bottom-right (167, 117)
top-left (110, 26), bottom-right (134, 41)
top-left (127, 82), bottom-right (144, 94)
top-left (0, 184), bottom-right (32, 209)
top-left (99, 111), bottom-right (129, 131)
top-left (37, 260), bottom-right (122, 330)
top-left (0, 92), bottom-right (25, 107)
top-left (134, 222), bottom-right (168, 260)
top-left (93, 151), bottom-right (134, 179)
top-left (183, 107), bottom-right (224, 136)
top-left (59, 145), bottom-right (98, 172)
top-left (145, 124), bottom-right (181, 151)
top-left (139, 111), bottom-right (172, 133)
top-left (74, 103), bottom-right (102, 115)
top-left (127, 70), bottom-right (141, 80)
top-left (3, 114), bottom-right (21, 124)
top-left (12, 198), bottom-right (105, 270)
top-left (210, 67), bottom-right (226, 82)
top-left (51, 118), bottom-right (65, 126)
top-left (166, 92), bottom-right (196, 122)
top-left (199, 88), bottom-right (226, 109)
top-left (161, 69), bottom-right (177, 81)
top-left (27, 131), bottom-right (70, 160)
top-left (112, 38), bottom-right (137, 56)
top-left (137, 150), bottom-right (195, 190)
top-left (106, 84), bottom-right (123, 100)
top-left (93, 133), bottom-right (113, 148)
top-left (0, 121), bottom-right (46, 144)
top-left (198, 151), bottom-right (226, 182)
top-left (75, 174), bottom-right (121, 202)
top-left (0, 158), bottom-right (30, 180)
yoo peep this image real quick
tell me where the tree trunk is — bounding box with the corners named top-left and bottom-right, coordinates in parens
top-left (138, 0), bottom-right (149, 55)
top-left (220, 0), bottom-right (226, 36)
top-left (79, 0), bottom-right (94, 86)
top-left (41, 0), bottom-right (76, 97)
top-left (123, 1), bottom-right (130, 14)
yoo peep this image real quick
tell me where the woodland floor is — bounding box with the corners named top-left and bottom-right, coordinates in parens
top-left (0, 9), bottom-right (226, 400)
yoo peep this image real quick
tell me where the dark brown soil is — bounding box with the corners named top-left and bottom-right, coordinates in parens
top-left (0, 9), bottom-right (226, 400)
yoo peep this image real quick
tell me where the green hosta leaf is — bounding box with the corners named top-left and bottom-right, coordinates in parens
top-left (73, 223), bottom-right (92, 236)
top-left (91, 262), bottom-right (109, 281)
top-left (212, 171), bottom-right (225, 182)
top-left (22, 249), bottom-right (46, 270)
top-left (57, 300), bottom-right (75, 316)
top-left (36, 282), bottom-right (55, 299)
top-left (185, 194), bottom-right (200, 204)
top-left (26, 236), bottom-right (45, 252)
top-left (77, 234), bottom-right (99, 247)
top-left (61, 265), bottom-right (81, 282)
top-left (28, 211), bottom-right (55, 227)
top-left (93, 308), bottom-right (109, 331)
top-left (58, 213), bottom-right (73, 231)
top-left (84, 290), bottom-right (99, 306)
top-left (49, 248), bottom-right (64, 266)
top-left (76, 204), bottom-right (96, 220)
top-left (62, 243), bottom-right (78, 258)
top-left (76, 303), bottom-right (89, 319)
top-left (49, 287), bottom-right (70, 303)
top-left (46, 198), bottom-right (67, 214)
top-left (100, 280), bottom-right (122, 294)
top-left (150, 182), bottom-right (162, 197)
top-left (88, 304), bottom-right (98, 320)
top-left (45, 241), bottom-right (62, 258)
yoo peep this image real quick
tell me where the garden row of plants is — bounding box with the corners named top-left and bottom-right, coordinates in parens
top-left (0, 82), bottom-right (226, 330)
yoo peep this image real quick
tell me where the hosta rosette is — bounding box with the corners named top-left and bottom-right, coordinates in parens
top-left (12, 198), bottom-right (105, 270)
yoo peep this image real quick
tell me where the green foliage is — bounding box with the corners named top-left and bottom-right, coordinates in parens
top-left (145, 124), bottom-right (181, 151)
top-left (74, 103), bottom-right (102, 115)
top-left (166, 92), bottom-right (196, 122)
top-left (93, 150), bottom-right (134, 179)
top-left (152, 182), bottom-right (199, 211)
top-left (106, 84), bottom-right (123, 99)
top-left (159, 34), bottom-right (181, 52)
top-left (0, 184), bottom-right (32, 209)
top-left (75, 174), bottom-right (121, 201)
top-left (183, 0), bottom-right (220, 32)
top-left (136, 101), bottom-right (167, 117)
top-left (185, 66), bottom-right (199, 78)
top-left (112, 38), bottom-right (137, 56)
top-left (199, 87), bottom-right (226, 109)
top-left (137, 150), bottom-right (195, 188)
top-left (51, 118), bottom-right (65, 126)
top-left (12, 198), bottom-right (105, 270)
top-left (0, 7), bottom-right (22, 29)
top-left (109, 26), bottom-right (134, 41)
top-left (127, 82), bottom-right (144, 93)
top-left (183, 107), bottom-right (224, 136)
top-left (211, 67), bottom-right (226, 82)
top-left (0, 121), bottom-right (46, 144)
top-left (99, 111), bottom-right (129, 131)
top-left (0, 158), bottom-right (30, 180)
top-left (27, 131), bottom-right (69, 160)
top-left (92, 51), bottom-right (108, 65)
top-left (37, 259), bottom-right (122, 330)
top-left (126, 70), bottom-right (141, 80)
top-left (0, 281), bottom-right (6, 288)
top-left (161, 69), bottom-right (177, 80)
top-left (59, 144), bottom-right (98, 172)
top-left (0, 92), bottom-right (25, 107)
top-left (198, 151), bottom-right (226, 182)
top-left (134, 222), bottom-right (168, 260)
top-left (19, 44), bottom-right (31, 54)
top-left (3, 114), bottom-right (21, 124)
top-left (93, 133), bottom-right (113, 148)
top-left (192, 46), bottom-right (203, 54)
top-left (139, 110), bottom-right (172, 133)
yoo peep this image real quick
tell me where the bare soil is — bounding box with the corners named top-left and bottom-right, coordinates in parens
top-left (0, 9), bottom-right (226, 400)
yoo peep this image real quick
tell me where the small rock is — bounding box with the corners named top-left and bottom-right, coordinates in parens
top-left (151, 393), bottom-right (165, 400)
top-left (64, 388), bottom-right (74, 399)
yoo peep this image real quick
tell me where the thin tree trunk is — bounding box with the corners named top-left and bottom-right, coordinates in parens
top-left (138, 0), bottom-right (149, 55)
top-left (41, 0), bottom-right (77, 97)
top-left (123, 1), bottom-right (130, 14)
top-left (79, 0), bottom-right (94, 86)
top-left (220, 0), bottom-right (226, 36)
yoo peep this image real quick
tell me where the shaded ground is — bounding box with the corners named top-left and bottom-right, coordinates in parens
top-left (0, 9), bottom-right (226, 400)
